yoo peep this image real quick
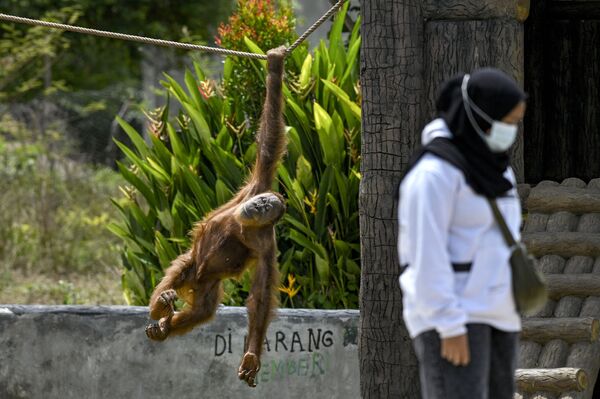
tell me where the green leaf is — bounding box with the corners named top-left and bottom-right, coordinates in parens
top-left (125, 201), bottom-right (154, 235)
top-left (315, 166), bottom-right (334, 238)
top-left (107, 222), bottom-right (131, 241)
top-left (172, 192), bottom-right (201, 225)
top-left (291, 180), bottom-right (306, 213)
top-left (329, 0), bottom-right (349, 49)
top-left (346, 259), bottom-right (361, 275)
top-left (144, 157), bottom-right (171, 184)
top-left (223, 57), bottom-right (233, 81)
top-left (277, 166), bottom-right (304, 214)
top-left (326, 192), bottom-right (341, 218)
top-left (183, 103), bottom-right (212, 145)
top-left (164, 74), bottom-right (190, 104)
top-left (350, 15), bottom-right (361, 46)
top-left (205, 145), bottom-right (244, 189)
top-left (216, 125), bottom-right (233, 151)
top-left (167, 123), bottom-right (188, 161)
top-left (114, 140), bottom-right (147, 173)
top-left (334, 240), bottom-right (351, 258)
top-left (299, 54), bottom-right (313, 89)
top-left (334, 168), bottom-right (350, 218)
top-left (296, 155), bottom-right (314, 191)
top-left (116, 116), bottom-right (149, 158)
top-left (285, 98), bottom-right (312, 136)
top-left (288, 230), bottom-right (327, 260)
top-left (321, 79), bottom-right (361, 120)
top-left (244, 143), bottom-right (257, 165)
top-left (150, 179), bottom-right (170, 211)
top-left (243, 36), bottom-right (267, 70)
top-left (198, 162), bottom-right (216, 187)
top-left (122, 268), bottom-right (146, 304)
top-left (193, 61), bottom-right (206, 82)
top-left (328, 1), bottom-right (349, 74)
top-left (215, 179), bottom-right (233, 205)
top-left (155, 231), bottom-right (178, 270)
top-left (185, 68), bottom-right (203, 109)
top-left (315, 254), bottom-right (330, 282)
top-left (116, 161), bottom-right (157, 208)
top-left (157, 209), bottom-right (174, 231)
top-left (285, 126), bottom-right (302, 163)
top-left (283, 214), bottom-right (316, 240)
top-left (149, 134), bottom-right (172, 173)
top-left (180, 166), bottom-right (214, 215)
top-left (341, 37), bottom-right (361, 88)
top-left (313, 102), bottom-right (343, 167)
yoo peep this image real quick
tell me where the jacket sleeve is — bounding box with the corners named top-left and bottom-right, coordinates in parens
top-left (402, 167), bottom-right (468, 338)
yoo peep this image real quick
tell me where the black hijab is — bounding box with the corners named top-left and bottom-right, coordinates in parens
top-left (406, 68), bottom-right (526, 198)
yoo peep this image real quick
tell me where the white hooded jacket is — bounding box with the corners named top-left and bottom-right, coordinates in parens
top-left (398, 118), bottom-right (521, 339)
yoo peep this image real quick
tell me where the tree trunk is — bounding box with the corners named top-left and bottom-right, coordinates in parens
top-left (359, 1), bottom-right (423, 397)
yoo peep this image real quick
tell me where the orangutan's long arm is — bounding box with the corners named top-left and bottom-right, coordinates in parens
top-left (249, 46), bottom-right (287, 193)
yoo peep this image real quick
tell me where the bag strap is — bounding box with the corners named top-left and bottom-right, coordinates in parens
top-left (486, 198), bottom-right (517, 247)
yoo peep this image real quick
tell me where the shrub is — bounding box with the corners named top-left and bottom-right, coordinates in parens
top-left (216, 0), bottom-right (301, 130)
top-left (111, 2), bottom-right (361, 308)
top-left (0, 122), bottom-right (124, 277)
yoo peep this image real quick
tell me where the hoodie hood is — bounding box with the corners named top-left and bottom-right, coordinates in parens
top-left (421, 118), bottom-right (452, 146)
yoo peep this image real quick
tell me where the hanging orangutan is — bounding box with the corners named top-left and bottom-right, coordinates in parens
top-left (144, 46), bottom-right (288, 388)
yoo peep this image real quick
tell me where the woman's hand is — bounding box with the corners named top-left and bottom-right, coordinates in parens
top-left (441, 333), bottom-right (470, 366)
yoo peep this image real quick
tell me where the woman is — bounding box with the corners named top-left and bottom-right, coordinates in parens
top-left (397, 68), bottom-right (527, 399)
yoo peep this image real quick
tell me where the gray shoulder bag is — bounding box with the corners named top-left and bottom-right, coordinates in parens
top-left (487, 198), bottom-right (548, 315)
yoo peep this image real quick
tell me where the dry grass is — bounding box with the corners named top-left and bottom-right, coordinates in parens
top-left (0, 136), bottom-right (128, 306)
top-left (0, 268), bottom-right (126, 305)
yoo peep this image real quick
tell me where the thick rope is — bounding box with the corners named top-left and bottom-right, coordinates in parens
top-left (0, 0), bottom-right (347, 60)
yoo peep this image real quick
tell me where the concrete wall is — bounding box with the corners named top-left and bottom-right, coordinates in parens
top-left (0, 306), bottom-right (359, 399)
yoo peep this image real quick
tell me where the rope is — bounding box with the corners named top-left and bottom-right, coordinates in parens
top-left (0, 13), bottom-right (267, 60)
top-left (0, 0), bottom-right (347, 60)
top-left (286, 0), bottom-right (346, 55)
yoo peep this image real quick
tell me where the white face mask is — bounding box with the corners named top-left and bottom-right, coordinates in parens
top-left (461, 75), bottom-right (518, 153)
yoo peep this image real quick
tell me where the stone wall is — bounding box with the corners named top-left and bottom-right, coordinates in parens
top-left (0, 306), bottom-right (359, 399)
